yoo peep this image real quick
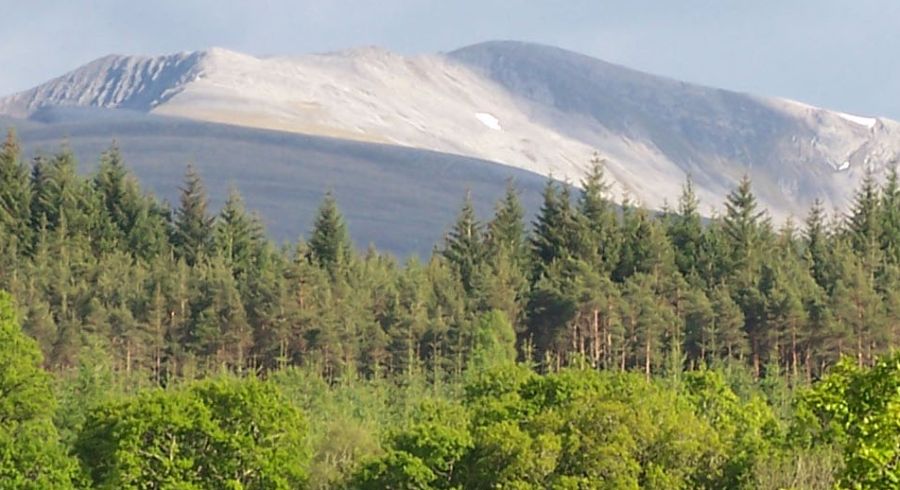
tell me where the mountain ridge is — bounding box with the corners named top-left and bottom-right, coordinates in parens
top-left (3, 40), bottom-right (899, 219)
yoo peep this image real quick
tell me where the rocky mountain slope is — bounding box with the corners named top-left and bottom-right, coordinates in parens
top-left (2, 40), bottom-right (899, 219)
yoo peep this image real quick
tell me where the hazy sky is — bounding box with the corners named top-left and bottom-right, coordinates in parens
top-left (3, 0), bottom-right (899, 118)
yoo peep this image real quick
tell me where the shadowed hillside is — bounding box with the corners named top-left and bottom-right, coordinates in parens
top-left (2, 107), bottom-right (549, 257)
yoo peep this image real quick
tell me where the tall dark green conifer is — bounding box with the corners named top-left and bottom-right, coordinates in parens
top-left (0, 130), bottom-right (32, 254)
top-left (93, 145), bottom-right (143, 240)
top-left (668, 176), bottom-right (704, 278)
top-left (172, 165), bottom-right (214, 266)
top-left (575, 156), bottom-right (619, 273)
top-left (442, 191), bottom-right (484, 293)
top-left (481, 181), bottom-right (530, 330)
top-left (615, 207), bottom-right (674, 281)
top-left (30, 148), bottom-right (93, 239)
top-left (722, 176), bottom-right (771, 375)
top-left (723, 175), bottom-right (770, 279)
top-left (805, 199), bottom-right (831, 291)
top-left (530, 179), bottom-right (577, 280)
top-left (847, 166), bottom-right (883, 273)
top-left (308, 191), bottom-right (353, 275)
top-left (215, 186), bottom-right (263, 277)
top-left (485, 179), bottom-right (527, 266)
top-left (880, 164), bottom-right (900, 265)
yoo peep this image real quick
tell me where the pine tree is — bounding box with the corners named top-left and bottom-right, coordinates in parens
top-left (172, 165), bottom-right (214, 266)
top-left (568, 257), bottom-right (621, 368)
top-left (710, 285), bottom-right (747, 361)
top-left (526, 260), bottom-right (577, 368)
top-left (472, 246), bottom-right (529, 333)
top-left (621, 273), bottom-right (674, 378)
top-left (684, 288), bottom-right (714, 367)
top-left (764, 223), bottom-right (814, 377)
top-left (830, 241), bottom-right (885, 367)
top-left (126, 200), bottom-right (171, 261)
top-left (387, 258), bottom-right (431, 376)
top-left (308, 191), bottom-right (353, 275)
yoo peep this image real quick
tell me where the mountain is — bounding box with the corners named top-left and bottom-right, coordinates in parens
top-left (0, 107), bottom-right (548, 257)
top-left (3, 40), bottom-right (899, 221)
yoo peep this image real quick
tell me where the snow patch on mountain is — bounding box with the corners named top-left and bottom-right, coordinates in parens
top-left (837, 112), bottom-right (877, 129)
top-left (475, 112), bottom-right (501, 130)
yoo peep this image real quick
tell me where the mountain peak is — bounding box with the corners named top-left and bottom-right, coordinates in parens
top-left (2, 41), bottom-right (898, 221)
top-left (0, 50), bottom-right (207, 116)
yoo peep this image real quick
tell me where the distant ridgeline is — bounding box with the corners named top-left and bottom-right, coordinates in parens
top-left (0, 128), bottom-right (898, 381)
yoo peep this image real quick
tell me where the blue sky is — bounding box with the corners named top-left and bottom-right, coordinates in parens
top-left (3, 0), bottom-right (899, 118)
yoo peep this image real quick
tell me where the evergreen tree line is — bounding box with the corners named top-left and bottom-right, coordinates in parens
top-left (2, 130), bottom-right (899, 384)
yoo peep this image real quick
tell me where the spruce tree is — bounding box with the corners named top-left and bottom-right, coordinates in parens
top-left (805, 199), bottom-right (831, 291)
top-left (0, 130), bottom-right (32, 252)
top-left (615, 207), bottom-right (674, 281)
top-left (485, 179), bottom-right (527, 265)
top-left (668, 176), bottom-right (704, 278)
top-left (723, 175), bottom-right (770, 280)
top-left (847, 166), bottom-right (883, 273)
top-left (215, 186), bottom-right (263, 277)
top-left (308, 191), bottom-right (353, 275)
top-left (764, 223), bottom-right (814, 377)
top-left (93, 144), bottom-right (145, 251)
top-left (172, 165), bottom-right (214, 266)
top-left (881, 164), bottom-right (900, 264)
top-left (530, 179), bottom-right (576, 280)
top-left (575, 155), bottom-right (620, 273)
top-left (442, 191), bottom-right (484, 293)
top-left (482, 181), bottom-right (530, 331)
top-left (30, 148), bottom-right (93, 239)
top-left (569, 257), bottom-right (621, 368)
top-left (695, 218), bottom-right (731, 287)
top-left (722, 175), bottom-right (771, 375)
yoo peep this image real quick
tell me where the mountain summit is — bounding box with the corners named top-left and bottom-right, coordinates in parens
top-left (3, 41), bottom-right (898, 218)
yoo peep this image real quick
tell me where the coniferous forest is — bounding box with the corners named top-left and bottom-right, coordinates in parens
top-left (3, 128), bottom-right (900, 488)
